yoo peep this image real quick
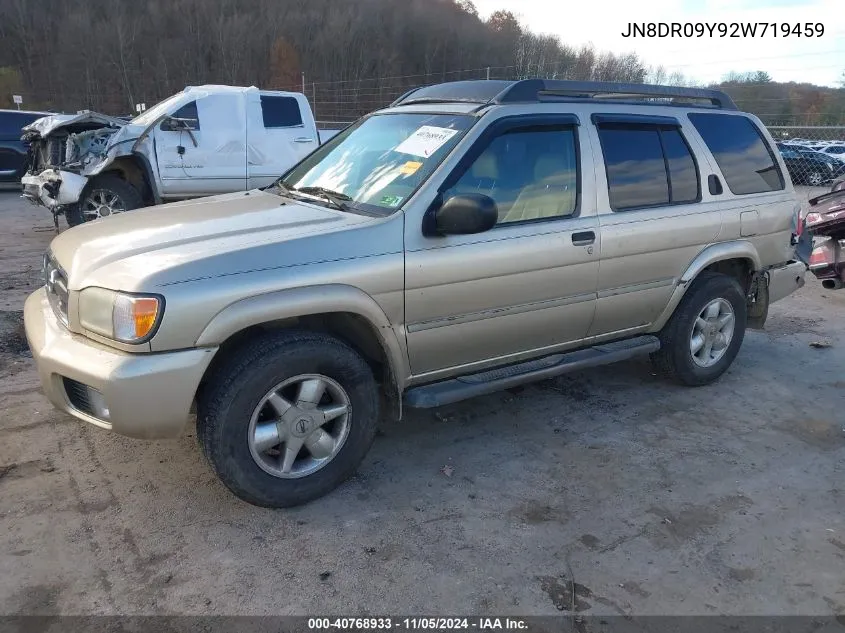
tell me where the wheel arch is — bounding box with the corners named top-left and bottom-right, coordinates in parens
top-left (91, 154), bottom-right (161, 205)
top-left (652, 242), bottom-right (761, 331)
top-left (195, 284), bottom-right (409, 407)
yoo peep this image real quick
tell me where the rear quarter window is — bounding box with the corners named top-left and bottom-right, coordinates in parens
top-left (688, 113), bottom-right (784, 195)
top-left (260, 95), bottom-right (303, 128)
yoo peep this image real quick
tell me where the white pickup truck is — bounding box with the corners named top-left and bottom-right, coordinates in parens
top-left (21, 85), bottom-right (342, 226)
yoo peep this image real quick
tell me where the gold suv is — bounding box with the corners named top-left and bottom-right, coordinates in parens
top-left (25, 80), bottom-right (808, 507)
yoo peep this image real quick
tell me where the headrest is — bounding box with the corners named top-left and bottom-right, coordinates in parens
top-left (534, 154), bottom-right (572, 183)
top-left (471, 150), bottom-right (499, 180)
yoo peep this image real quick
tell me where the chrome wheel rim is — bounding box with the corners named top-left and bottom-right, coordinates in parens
top-left (808, 172), bottom-right (823, 186)
top-left (247, 374), bottom-right (351, 479)
top-left (690, 298), bottom-right (735, 368)
top-left (81, 189), bottom-right (126, 221)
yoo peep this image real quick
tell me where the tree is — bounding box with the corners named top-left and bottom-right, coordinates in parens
top-left (268, 38), bottom-right (301, 90)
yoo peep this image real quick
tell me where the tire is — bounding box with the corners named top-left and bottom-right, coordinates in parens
top-left (197, 330), bottom-right (380, 508)
top-left (651, 272), bottom-right (747, 386)
top-left (65, 174), bottom-right (144, 227)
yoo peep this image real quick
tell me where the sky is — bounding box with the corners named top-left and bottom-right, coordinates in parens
top-left (473, 0), bottom-right (845, 87)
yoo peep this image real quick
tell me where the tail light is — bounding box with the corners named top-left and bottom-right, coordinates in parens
top-left (809, 238), bottom-right (835, 269)
top-left (793, 207), bottom-right (804, 236)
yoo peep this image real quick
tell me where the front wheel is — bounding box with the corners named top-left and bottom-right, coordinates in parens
top-left (65, 174), bottom-right (144, 227)
top-left (197, 331), bottom-right (380, 508)
top-left (651, 272), bottom-right (747, 386)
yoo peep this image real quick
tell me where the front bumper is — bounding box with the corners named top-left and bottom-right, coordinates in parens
top-left (21, 169), bottom-right (88, 210)
top-left (767, 260), bottom-right (807, 304)
top-left (24, 288), bottom-right (216, 439)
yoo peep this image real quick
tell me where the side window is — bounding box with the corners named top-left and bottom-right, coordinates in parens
top-left (168, 101), bottom-right (200, 130)
top-left (597, 124), bottom-right (701, 211)
top-left (260, 95), bottom-right (303, 128)
top-left (688, 113), bottom-right (784, 195)
top-left (443, 125), bottom-right (579, 225)
top-left (661, 128), bottom-right (699, 204)
top-left (2, 112), bottom-right (42, 136)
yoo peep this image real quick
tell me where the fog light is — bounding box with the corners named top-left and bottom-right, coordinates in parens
top-left (86, 387), bottom-right (110, 421)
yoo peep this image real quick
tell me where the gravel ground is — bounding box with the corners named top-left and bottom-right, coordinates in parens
top-left (0, 190), bottom-right (843, 617)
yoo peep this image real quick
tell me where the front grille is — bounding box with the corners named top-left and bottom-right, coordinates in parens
top-left (63, 377), bottom-right (94, 416)
top-left (43, 252), bottom-right (69, 326)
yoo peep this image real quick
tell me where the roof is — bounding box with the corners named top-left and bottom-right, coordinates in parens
top-left (391, 79), bottom-right (737, 111)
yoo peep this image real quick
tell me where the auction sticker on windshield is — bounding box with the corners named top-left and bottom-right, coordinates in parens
top-left (394, 126), bottom-right (459, 158)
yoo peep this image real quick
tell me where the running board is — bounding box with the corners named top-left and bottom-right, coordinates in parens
top-left (404, 335), bottom-right (661, 409)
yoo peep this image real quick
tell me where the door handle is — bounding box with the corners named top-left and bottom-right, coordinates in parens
top-left (571, 231), bottom-right (595, 246)
top-left (294, 137), bottom-right (315, 143)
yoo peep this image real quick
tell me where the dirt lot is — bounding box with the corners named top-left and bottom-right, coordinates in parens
top-left (1, 190), bottom-right (844, 617)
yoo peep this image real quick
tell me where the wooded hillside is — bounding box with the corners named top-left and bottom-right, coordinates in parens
top-left (0, 0), bottom-right (842, 125)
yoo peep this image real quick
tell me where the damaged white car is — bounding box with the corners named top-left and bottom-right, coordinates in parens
top-left (20, 85), bottom-right (340, 227)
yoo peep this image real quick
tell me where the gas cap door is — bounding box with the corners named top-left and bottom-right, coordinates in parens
top-left (740, 209), bottom-right (760, 237)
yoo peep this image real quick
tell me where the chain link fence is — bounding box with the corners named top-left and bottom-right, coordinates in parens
top-left (765, 126), bottom-right (845, 201)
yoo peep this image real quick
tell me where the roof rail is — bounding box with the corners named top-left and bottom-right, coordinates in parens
top-left (391, 79), bottom-right (737, 110)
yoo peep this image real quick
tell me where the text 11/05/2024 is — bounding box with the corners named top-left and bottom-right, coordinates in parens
top-left (621, 22), bottom-right (825, 37)
top-left (307, 617), bottom-right (532, 631)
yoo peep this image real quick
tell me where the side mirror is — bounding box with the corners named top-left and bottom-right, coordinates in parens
top-left (430, 193), bottom-right (498, 236)
top-left (159, 116), bottom-right (180, 132)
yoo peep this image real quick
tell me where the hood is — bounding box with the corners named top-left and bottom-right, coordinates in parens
top-left (22, 111), bottom-right (128, 138)
top-left (49, 190), bottom-right (380, 291)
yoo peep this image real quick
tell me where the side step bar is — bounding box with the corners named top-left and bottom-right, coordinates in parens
top-left (404, 335), bottom-right (661, 409)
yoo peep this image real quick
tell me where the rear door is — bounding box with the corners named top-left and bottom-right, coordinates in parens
top-left (586, 114), bottom-right (719, 336)
top-left (246, 93), bottom-right (318, 189)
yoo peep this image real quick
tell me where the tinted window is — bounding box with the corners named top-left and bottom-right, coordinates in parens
top-left (443, 125), bottom-right (579, 224)
top-left (661, 128), bottom-right (699, 204)
top-left (827, 146), bottom-right (845, 155)
top-left (598, 127), bottom-right (669, 209)
top-left (261, 95), bottom-right (303, 128)
top-left (0, 112), bottom-right (45, 138)
top-left (169, 101), bottom-right (200, 130)
top-left (689, 113), bottom-right (783, 195)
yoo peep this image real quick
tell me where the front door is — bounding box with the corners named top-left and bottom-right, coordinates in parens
top-left (154, 94), bottom-right (248, 198)
top-left (404, 116), bottom-right (600, 377)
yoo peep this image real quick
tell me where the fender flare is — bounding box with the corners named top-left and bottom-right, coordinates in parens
top-left (195, 284), bottom-right (409, 390)
top-left (652, 241), bottom-right (761, 331)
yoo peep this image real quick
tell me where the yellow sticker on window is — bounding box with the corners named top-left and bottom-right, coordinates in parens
top-left (400, 161), bottom-right (423, 175)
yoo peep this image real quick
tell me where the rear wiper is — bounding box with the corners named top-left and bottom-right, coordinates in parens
top-left (293, 186), bottom-right (352, 211)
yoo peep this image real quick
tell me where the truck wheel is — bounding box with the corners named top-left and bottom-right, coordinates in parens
top-left (66, 174), bottom-right (143, 226)
top-left (197, 330), bottom-right (380, 508)
top-left (651, 272), bottom-right (747, 386)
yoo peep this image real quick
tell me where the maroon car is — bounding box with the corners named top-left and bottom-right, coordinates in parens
top-left (806, 179), bottom-right (845, 290)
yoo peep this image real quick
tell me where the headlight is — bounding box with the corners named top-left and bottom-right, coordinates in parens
top-left (79, 288), bottom-right (163, 344)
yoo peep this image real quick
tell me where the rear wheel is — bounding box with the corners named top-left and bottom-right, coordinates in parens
top-left (197, 330), bottom-right (380, 508)
top-left (651, 273), bottom-right (747, 386)
top-left (65, 174), bottom-right (143, 227)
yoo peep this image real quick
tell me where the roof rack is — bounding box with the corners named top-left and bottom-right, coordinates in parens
top-left (391, 79), bottom-right (737, 110)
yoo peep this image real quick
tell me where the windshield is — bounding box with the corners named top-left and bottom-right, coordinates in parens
top-left (281, 112), bottom-right (475, 213)
top-left (131, 93), bottom-right (187, 126)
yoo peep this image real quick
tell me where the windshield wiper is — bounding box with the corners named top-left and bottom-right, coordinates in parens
top-left (294, 186), bottom-right (352, 211)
